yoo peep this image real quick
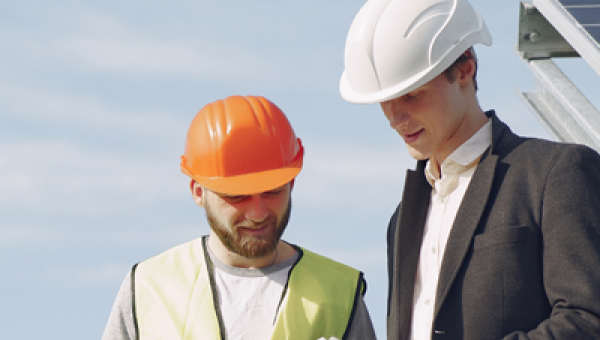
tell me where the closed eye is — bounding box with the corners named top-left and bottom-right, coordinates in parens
top-left (404, 91), bottom-right (422, 100)
top-left (264, 186), bottom-right (285, 197)
top-left (221, 195), bottom-right (249, 203)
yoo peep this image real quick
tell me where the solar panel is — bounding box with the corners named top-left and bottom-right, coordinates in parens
top-left (559, 0), bottom-right (596, 5)
top-left (559, 0), bottom-right (600, 43)
top-left (533, 0), bottom-right (600, 75)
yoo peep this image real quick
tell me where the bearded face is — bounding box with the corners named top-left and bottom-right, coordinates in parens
top-left (205, 199), bottom-right (291, 259)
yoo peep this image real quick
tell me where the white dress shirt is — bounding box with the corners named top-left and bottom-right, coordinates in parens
top-left (410, 120), bottom-right (492, 340)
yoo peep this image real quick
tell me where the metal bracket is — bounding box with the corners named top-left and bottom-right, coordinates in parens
top-left (516, 1), bottom-right (600, 152)
top-left (516, 58), bottom-right (600, 149)
top-left (518, 2), bottom-right (579, 59)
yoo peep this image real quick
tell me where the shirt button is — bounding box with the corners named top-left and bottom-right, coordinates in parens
top-left (432, 247), bottom-right (437, 253)
top-left (425, 299), bottom-right (431, 305)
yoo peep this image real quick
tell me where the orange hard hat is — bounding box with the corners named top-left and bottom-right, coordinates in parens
top-left (180, 95), bottom-right (304, 195)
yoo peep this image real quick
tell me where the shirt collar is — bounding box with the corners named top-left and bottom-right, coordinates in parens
top-left (425, 119), bottom-right (492, 186)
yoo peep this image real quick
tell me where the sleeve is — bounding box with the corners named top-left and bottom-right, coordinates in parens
top-left (345, 294), bottom-right (378, 340)
top-left (386, 204), bottom-right (400, 318)
top-left (101, 270), bottom-right (137, 340)
top-left (506, 145), bottom-right (600, 339)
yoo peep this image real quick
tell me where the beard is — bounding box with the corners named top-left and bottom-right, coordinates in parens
top-left (205, 199), bottom-right (291, 259)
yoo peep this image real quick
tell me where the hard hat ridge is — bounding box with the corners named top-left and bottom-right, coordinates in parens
top-left (180, 95), bottom-right (304, 195)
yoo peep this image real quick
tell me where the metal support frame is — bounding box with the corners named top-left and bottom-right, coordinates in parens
top-left (516, 1), bottom-right (600, 152)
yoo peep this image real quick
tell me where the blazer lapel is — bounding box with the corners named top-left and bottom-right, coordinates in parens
top-left (390, 161), bottom-right (431, 340)
top-left (434, 112), bottom-right (507, 317)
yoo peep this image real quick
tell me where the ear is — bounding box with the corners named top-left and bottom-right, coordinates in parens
top-left (189, 179), bottom-right (205, 207)
top-left (456, 57), bottom-right (476, 87)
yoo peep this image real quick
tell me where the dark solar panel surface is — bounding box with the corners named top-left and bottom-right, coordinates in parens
top-left (558, 0), bottom-right (600, 44)
top-left (558, 0), bottom-right (598, 5)
top-left (567, 8), bottom-right (600, 25)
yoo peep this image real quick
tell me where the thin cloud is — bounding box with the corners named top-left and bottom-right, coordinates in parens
top-left (0, 139), bottom-right (182, 214)
top-left (0, 223), bottom-right (69, 247)
top-left (0, 81), bottom-right (187, 138)
top-left (294, 142), bottom-right (410, 210)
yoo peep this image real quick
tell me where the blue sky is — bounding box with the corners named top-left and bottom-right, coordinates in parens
top-left (1, 1), bottom-right (598, 339)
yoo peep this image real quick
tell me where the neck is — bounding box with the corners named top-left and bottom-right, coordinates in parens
top-left (433, 105), bottom-right (488, 169)
top-left (207, 233), bottom-right (294, 269)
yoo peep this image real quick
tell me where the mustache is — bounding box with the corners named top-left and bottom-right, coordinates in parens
top-left (235, 216), bottom-right (276, 229)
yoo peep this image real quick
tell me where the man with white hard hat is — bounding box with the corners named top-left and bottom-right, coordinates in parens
top-left (340, 0), bottom-right (600, 339)
top-left (101, 95), bottom-right (377, 340)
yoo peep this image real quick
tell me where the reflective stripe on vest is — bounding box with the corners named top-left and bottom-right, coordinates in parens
top-left (133, 237), bottom-right (364, 340)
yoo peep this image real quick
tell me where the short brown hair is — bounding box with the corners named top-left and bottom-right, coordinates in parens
top-left (443, 47), bottom-right (479, 91)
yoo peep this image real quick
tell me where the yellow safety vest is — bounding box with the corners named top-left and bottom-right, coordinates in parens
top-left (133, 237), bottom-right (365, 340)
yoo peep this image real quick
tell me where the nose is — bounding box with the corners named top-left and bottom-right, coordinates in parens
top-left (245, 195), bottom-right (269, 223)
top-left (381, 101), bottom-right (410, 130)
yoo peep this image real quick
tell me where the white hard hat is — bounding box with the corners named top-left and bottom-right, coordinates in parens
top-left (339, 0), bottom-right (492, 104)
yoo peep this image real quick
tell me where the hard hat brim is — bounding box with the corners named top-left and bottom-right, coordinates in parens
top-left (339, 35), bottom-right (491, 105)
top-left (182, 150), bottom-right (303, 196)
top-left (339, 67), bottom-right (435, 105)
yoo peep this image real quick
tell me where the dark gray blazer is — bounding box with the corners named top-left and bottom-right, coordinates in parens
top-left (386, 111), bottom-right (600, 339)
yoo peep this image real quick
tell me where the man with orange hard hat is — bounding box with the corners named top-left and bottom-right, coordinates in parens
top-left (101, 95), bottom-right (377, 340)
